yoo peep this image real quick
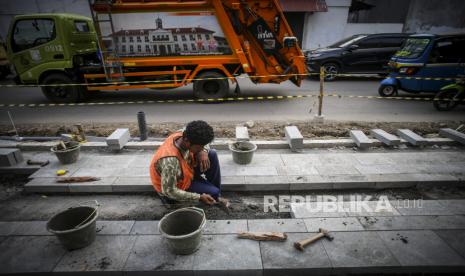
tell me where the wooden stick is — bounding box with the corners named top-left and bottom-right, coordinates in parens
top-left (237, 231), bottom-right (287, 241)
top-left (56, 176), bottom-right (101, 183)
top-left (59, 141), bottom-right (67, 150)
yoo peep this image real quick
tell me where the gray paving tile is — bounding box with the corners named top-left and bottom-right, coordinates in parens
top-left (117, 167), bottom-right (150, 177)
top-left (124, 235), bottom-right (195, 273)
top-left (80, 155), bottom-right (136, 168)
top-left (127, 155), bottom-right (153, 168)
top-left (291, 202), bottom-right (347, 218)
top-left (437, 200), bottom-right (465, 215)
top-left (318, 154), bottom-right (359, 165)
top-left (203, 220), bottom-right (247, 234)
top-left (343, 201), bottom-right (401, 217)
top-left (322, 231), bottom-right (399, 268)
top-left (192, 234), bottom-right (262, 275)
top-left (130, 221), bottom-right (160, 235)
top-left (221, 176), bottom-right (246, 185)
top-left (243, 176), bottom-right (289, 191)
top-left (358, 215), bottom-right (465, 230)
top-left (71, 168), bottom-right (118, 178)
top-left (0, 236), bottom-right (66, 274)
top-left (29, 168), bottom-right (79, 178)
top-left (54, 235), bottom-right (137, 272)
top-left (261, 232), bottom-right (331, 273)
top-left (276, 165), bottom-right (319, 176)
top-left (393, 199), bottom-right (452, 216)
top-left (304, 217), bottom-right (364, 232)
top-left (315, 165), bottom-right (360, 175)
top-left (0, 221), bottom-right (20, 236)
top-left (435, 230), bottom-right (465, 259)
top-left (11, 221), bottom-right (50, 235)
top-left (248, 219), bottom-right (306, 233)
top-left (112, 177), bottom-right (153, 192)
top-left (222, 165), bottom-right (278, 176)
top-left (354, 153), bottom-right (396, 165)
top-left (281, 154), bottom-right (322, 167)
top-left (24, 177), bottom-right (70, 193)
top-left (68, 177), bottom-right (117, 193)
top-left (96, 221), bottom-right (135, 235)
top-left (288, 175), bottom-right (333, 190)
top-left (377, 230), bottom-right (465, 266)
top-left (220, 154), bottom-right (284, 167)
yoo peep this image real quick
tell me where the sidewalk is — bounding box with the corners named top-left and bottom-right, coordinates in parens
top-left (14, 147), bottom-right (465, 193)
top-left (1, 199), bottom-right (465, 275)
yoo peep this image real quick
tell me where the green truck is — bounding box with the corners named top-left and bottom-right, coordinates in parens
top-left (6, 13), bottom-right (100, 102)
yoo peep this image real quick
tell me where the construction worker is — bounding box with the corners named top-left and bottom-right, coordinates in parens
top-left (150, 120), bottom-right (226, 206)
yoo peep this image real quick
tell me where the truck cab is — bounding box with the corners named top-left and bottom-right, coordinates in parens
top-left (7, 14), bottom-right (99, 101)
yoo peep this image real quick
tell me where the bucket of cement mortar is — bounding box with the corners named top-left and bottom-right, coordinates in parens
top-left (51, 141), bottom-right (81, 164)
top-left (158, 207), bottom-right (206, 255)
top-left (47, 200), bottom-right (99, 250)
top-left (229, 141), bottom-right (257, 165)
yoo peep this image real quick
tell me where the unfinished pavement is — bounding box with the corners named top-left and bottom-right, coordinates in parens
top-left (1, 137), bottom-right (465, 275)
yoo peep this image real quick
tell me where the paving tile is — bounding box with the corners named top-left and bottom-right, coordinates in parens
top-left (288, 175), bottom-right (333, 190)
top-left (192, 234), bottom-right (262, 275)
top-left (318, 154), bottom-right (359, 165)
top-left (276, 165), bottom-right (319, 176)
top-left (377, 230), bottom-right (465, 266)
top-left (220, 154), bottom-right (284, 167)
top-left (315, 165), bottom-right (360, 175)
top-left (54, 235), bottom-right (137, 272)
top-left (304, 217), bottom-right (364, 232)
top-left (434, 230), bottom-right (465, 258)
top-left (0, 222), bottom-right (20, 236)
top-left (222, 165), bottom-right (278, 176)
top-left (437, 200), bottom-right (465, 215)
top-left (247, 219), bottom-right (307, 233)
top-left (353, 153), bottom-right (395, 165)
top-left (393, 199), bottom-right (452, 216)
top-left (291, 202), bottom-right (347, 218)
top-left (357, 215), bottom-right (465, 230)
top-left (261, 232), bottom-right (331, 274)
top-left (281, 154), bottom-right (322, 167)
top-left (343, 201), bottom-right (401, 217)
top-left (24, 177), bottom-right (70, 193)
top-left (221, 176), bottom-right (246, 185)
top-left (68, 177), bottom-right (117, 193)
top-left (96, 221), bottom-right (135, 235)
top-left (124, 235), bottom-right (195, 273)
top-left (80, 155), bottom-right (136, 168)
top-left (10, 221), bottom-right (50, 235)
top-left (71, 168), bottom-right (118, 178)
top-left (127, 155), bottom-right (153, 168)
top-left (326, 175), bottom-right (373, 189)
top-left (130, 221), bottom-right (160, 235)
top-left (322, 231), bottom-right (399, 268)
top-left (0, 236), bottom-right (66, 274)
top-left (117, 167), bottom-right (150, 177)
top-left (244, 176), bottom-right (289, 191)
top-left (112, 177), bottom-right (153, 192)
top-left (203, 220), bottom-right (247, 234)
top-left (29, 168), bottom-right (79, 178)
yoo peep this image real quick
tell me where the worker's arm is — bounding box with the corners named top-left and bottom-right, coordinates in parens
top-left (157, 157), bottom-right (200, 202)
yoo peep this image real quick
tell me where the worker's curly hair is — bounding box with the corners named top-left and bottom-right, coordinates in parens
top-left (183, 120), bottom-right (214, 145)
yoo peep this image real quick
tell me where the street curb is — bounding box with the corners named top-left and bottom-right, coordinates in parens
top-left (0, 137), bottom-right (459, 151)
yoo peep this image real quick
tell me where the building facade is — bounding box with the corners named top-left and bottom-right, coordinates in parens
top-left (111, 17), bottom-right (230, 56)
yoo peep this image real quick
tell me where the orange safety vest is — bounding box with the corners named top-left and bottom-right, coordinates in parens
top-left (149, 132), bottom-right (196, 193)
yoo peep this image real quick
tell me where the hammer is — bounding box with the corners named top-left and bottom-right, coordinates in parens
top-left (294, 228), bottom-right (334, 251)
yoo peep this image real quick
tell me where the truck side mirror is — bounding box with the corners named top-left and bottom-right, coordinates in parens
top-left (283, 36), bottom-right (298, 48)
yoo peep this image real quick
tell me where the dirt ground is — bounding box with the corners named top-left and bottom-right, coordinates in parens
top-left (1, 120), bottom-right (463, 140)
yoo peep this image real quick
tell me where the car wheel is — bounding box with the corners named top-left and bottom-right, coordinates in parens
top-left (193, 71), bottom-right (229, 100)
top-left (322, 63), bottom-right (339, 81)
top-left (378, 85), bottom-right (397, 97)
top-left (433, 89), bottom-right (459, 111)
top-left (41, 73), bottom-right (82, 103)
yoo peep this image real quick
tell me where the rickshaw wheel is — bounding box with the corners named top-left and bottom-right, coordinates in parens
top-left (433, 89), bottom-right (459, 111)
top-left (378, 85), bottom-right (397, 97)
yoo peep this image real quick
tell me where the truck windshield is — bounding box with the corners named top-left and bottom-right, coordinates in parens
top-left (394, 38), bottom-right (430, 59)
top-left (329, 35), bottom-right (366, 48)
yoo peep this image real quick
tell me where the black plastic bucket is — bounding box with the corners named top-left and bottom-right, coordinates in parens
top-left (51, 141), bottom-right (81, 164)
top-left (47, 201), bottom-right (99, 250)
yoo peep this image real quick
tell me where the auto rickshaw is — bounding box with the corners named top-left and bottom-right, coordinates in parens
top-left (378, 34), bottom-right (465, 97)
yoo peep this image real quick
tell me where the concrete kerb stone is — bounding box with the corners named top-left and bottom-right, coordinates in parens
top-left (350, 130), bottom-right (372, 149)
top-left (0, 148), bottom-right (20, 167)
top-left (396, 129), bottom-right (427, 146)
top-left (285, 126), bottom-right (303, 152)
top-left (370, 129), bottom-right (401, 146)
top-left (106, 128), bottom-right (131, 150)
top-left (440, 128), bottom-right (465, 145)
top-left (235, 126), bottom-right (250, 141)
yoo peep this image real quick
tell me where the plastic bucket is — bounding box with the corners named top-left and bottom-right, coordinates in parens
top-left (47, 200), bottom-right (99, 251)
top-left (158, 207), bottom-right (206, 255)
top-left (51, 141), bottom-right (81, 164)
top-left (229, 141), bottom-right (257, 165)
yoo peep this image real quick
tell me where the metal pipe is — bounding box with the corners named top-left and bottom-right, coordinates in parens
top-left (137, 111), bottom-right (148, 141)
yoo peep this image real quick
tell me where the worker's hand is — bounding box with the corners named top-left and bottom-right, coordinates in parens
top-left (199, 193), bottom-right (216, 205)
top-left (197, 150), bottom-right (210, 172)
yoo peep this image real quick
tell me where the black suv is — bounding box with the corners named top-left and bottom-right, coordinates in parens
top-left (305, 33), bottom-right (410, 80)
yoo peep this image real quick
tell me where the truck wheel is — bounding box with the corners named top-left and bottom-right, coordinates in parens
top-left (193, 71), bottom-right (229, 100)
top-left (433, 89), bottom-right (459, 111)
top-left (322, 63), bottom-right (339, 81)
top-left (378, 85), bottom-right (397, 97)
top-left (41, 73), bottom-right (82, 103)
